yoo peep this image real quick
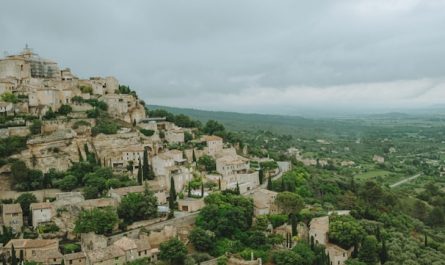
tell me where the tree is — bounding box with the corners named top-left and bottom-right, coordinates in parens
top-left (137, 159), bottom-right (143, 185)
top-left (380, 238), bottom-right (388, 264)
top-left (30, 120), bottom-right (42, 135)
top-left (276, 192), bottom-right (304, 215)
top-left (11, 244), bottom-right (17, 265)
top-left (292, 242), bottom-right (315, 265)
top-left (197, 155), bottom-right (216, 172)
top-left (412, 200), bottom-right (428, 221)
top-left (74, 207), bottom-right (118, 235)
top-left (201, 182), bottom-right (205, 197)
top-left (259, 168), bottom-right (264, 185)
top-left (192, 149), bottom-right (196, 162)
top-left (203, 120), bottom-right (225, 135)
top-left (169, 177), bottom-right (177, 210)
top-left (11, 160), bottom-right (29, 188)
top-left (15, 192), bottom-right (37, 222)
top-left (267, 176), bottom-right (273, 190)
top-left (142, 148), bottom-right (150, 180)
top-left (159, 238), bottom-right (187, 265)
top-left (57, 104), bottom-right (72, 115)
top-left (427, 207), bottom-right (445, 227)
top-left (329, 215), bottom-right (366, 249)
top-left (272, 249), bottom-right (303, 265)
top-left (358, 236), bottom-right (379, 265)
top-left (235, 182), bottom-right (240, 195)
top-left (43, 107), bottom-right (56, 120)
top-left (57, 175), bottom-right (78, 191)
top-left (189, 227), bottom-right (215, 252)
top-left (117, 189), bottom-right (158, 225)
top-left (1, 92), bottom-right (18, 103)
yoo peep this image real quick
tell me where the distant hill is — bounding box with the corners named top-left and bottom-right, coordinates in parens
top-left (148, 105), bottom-right (369, 138)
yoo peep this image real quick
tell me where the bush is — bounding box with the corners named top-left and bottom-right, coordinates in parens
top-left (57, 104), bottom-right (72, 115)
top-left (92, 119), bottom-right (119, 135)
top-left (139, 129), bottom-right (155, 136)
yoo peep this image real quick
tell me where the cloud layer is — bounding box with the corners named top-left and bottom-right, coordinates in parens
top-left (1, 0), bottom-right (445, 114)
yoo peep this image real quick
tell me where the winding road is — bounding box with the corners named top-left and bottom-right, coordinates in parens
top-left (389, 173), bottom-right (422, 188)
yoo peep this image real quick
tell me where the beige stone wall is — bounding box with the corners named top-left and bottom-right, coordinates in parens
top-left (2, 212), bottom-right (23, 232)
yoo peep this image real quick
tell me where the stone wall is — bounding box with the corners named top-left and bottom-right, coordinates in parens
top-left (0, 188), bottom-right (62, 201)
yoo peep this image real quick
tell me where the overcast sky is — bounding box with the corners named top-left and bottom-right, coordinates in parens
top-left (1, 0), bottom-right (445, 115)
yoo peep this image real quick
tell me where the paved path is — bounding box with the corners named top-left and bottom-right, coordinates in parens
top-left (389, 173), bottom-right (422, 188)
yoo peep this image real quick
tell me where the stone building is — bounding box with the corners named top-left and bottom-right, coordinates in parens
top-left (1, 203), bottom-right (23, 233)
top-left (30, 202), bottom-right (54, 228)
top-left (252, 189), bottom-right (278, 216)
top-left (3, 239), bottom-right (62, 265)
top-left (203, 135), bottom-right (223, 157)
top-left (309, 216), bottom-right (354, 265)
top-left (177, 198), bottom-right (205, 212)
top-left (64, 252), bottom-right (87, 265)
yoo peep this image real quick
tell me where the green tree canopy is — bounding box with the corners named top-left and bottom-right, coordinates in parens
top-left (159, 238), bottom-right (187, 265)
top-left (74, 207), bottom-right (118, 235)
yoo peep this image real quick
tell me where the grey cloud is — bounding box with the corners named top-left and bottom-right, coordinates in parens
top-left (1, 0), bottom-right (445, 114)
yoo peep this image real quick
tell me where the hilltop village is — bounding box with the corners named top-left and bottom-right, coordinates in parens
top-left (1, 48), bottom-right (444, 265)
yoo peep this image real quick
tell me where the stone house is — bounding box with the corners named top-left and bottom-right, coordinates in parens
top-left (85, 245), bottom-right (126, 265)
top-left (203, 135), bottom-right (223, 157)
top-left (373, 155), bottom-right (385, 164)
top-left (309, 216), bottom-right (354, 265)
top-left (216, 155), bottom-right (250, 176)
top-left (79, 198), bottom-right (118, 211)
top-left (1, 203), bottom-right (23, 233)
top-left (252, 189), bottom-right (278, 216)
top-left (108, 185), bottom-right (167, 205)
top-left (64, 252), bottom-right (87, 265)
top-left (0, 101), bottom-right (14, 116)
top-left (165, 129), bottom-right (185, 144)
top-left (112, 236), bottom-right (158, 263)
top-left (3, 239), bottom-right (62, 265)
top-left (177, 198), bottom-right (205, 212)
top-left (30, 202), bottom-right (54, 228)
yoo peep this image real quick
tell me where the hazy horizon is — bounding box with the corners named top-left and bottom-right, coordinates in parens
top-left (1, 0), bottom-right (445, 115)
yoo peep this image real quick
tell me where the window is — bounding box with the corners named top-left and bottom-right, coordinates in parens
top-left (70, 261), bottom-right (73, 264)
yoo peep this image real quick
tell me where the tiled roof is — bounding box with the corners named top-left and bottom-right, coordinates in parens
top-left (2, 203), bottom-right (22, 214)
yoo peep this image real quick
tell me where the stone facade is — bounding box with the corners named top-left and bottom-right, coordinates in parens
top-left (30, 202), bottom-right (54, 228)
top-left (252, 189), bottom-right (278, 216)
top-left (1, 203), bottom-right (23, 233)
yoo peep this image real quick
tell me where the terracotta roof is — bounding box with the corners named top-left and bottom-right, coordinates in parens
top-left (113, 237), bottom-right (137, 251)
top-left (5, 239), bottom-right (58, 249)
top-left (80, 198), bottom-right (117, 209)
top-left (135, 239), bottom-right (151, 251)
top-left (2, 203), bottom-right (22, 214)
top-left (110, 186), bottom-right (145, 196)
top-left (204, 135), bottom-right (223, 141)
top-left (64, 252), bottom-right (86, 260)
top-left (86, 245), bottom-right (125, 263)
top-left (30, 202), bottom-right (53, 210)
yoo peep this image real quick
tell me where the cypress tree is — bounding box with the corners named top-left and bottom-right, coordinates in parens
top-left (2, 255), bottom-right (7, 265)
top-left (380, 239), bottom-right (388, 264)
top-left (310, 236), bottom-right (315, 250)
top-left (291, 213), bottom-right (297, 236)
top-left (424, 233), bottom-right (428, 247)
top-left (137, 159), bottom-right (143, 185)
top-left (170, 177), bottom-right (177, 201)
top-left (258, 169), bottom-right (264, 185)
top-left (218, 178), bottom-right (221, 190)
top-left (235, 182), bottom-right (240, 194)
top-left (201, 183), bottom-right (204, 198)
top-left (78, 146), bottom-right (83, 162)
top-left (351, 176), bottom-right (357, 193)
top-left (192, 149), bottom-right (196, 162)
top-left (11, 244), bottom-right (17, 265)
top-left (19, 250), bottom-right (24, 264)
top-left (281, 177), bottom-right (285, 191)
top-left (267, 176), bottom-right (273, 190)
top-left (142, 148), bottom-right (150, 180)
